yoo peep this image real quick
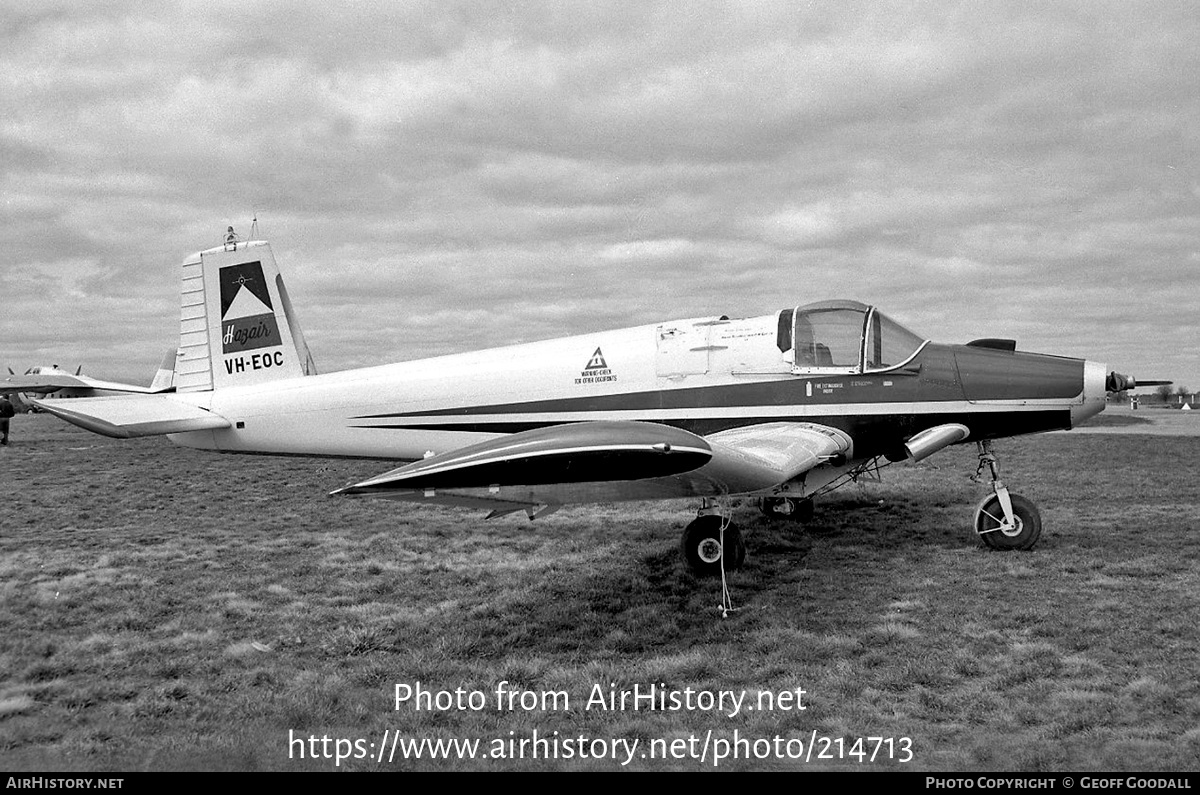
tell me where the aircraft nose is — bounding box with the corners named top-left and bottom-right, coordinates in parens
top-left (1071, 360), bottom-right (1108, 428)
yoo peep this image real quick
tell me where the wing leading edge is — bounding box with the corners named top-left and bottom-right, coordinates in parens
top-left (333, 421), bottom-right (713, 494)
top-left (1, 372), bottom-right (173, 397)
top-left (333, 420), bottom-right (853, 511)
top-left (1, 374), bottom-right (92, 395)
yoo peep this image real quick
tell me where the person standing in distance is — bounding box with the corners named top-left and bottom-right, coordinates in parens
top-left (0, 395), bottom-right (14, 447)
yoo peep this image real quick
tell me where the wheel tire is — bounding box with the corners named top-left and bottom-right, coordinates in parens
top-left (681, 516), bottom-right (746, 577)
top-left (975, 493), bottom-right (1042, 551)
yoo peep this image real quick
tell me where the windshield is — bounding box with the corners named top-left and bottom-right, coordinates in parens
top-left (787, 301), bottom-right (925, 373)
top-left (864, 309), bottom-right (925, 371)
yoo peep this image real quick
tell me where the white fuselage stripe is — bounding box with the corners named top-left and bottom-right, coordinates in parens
top-left (352, 397), bottom-right (1080, 426)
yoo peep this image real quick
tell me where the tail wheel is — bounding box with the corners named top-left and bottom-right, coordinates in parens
top-left (975, 493), bottom-right (1042, 550)
top-left (680, 515), bottom-right (745, 577)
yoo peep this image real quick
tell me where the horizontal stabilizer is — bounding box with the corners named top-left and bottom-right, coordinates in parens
top-left (32, 395), bottom-right (230, 439)
top-left (333, 421), bottom-right (713, 496)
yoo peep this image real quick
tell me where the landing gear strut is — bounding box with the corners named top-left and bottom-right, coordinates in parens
top-left (972, 440), bottom-right (1042, 550)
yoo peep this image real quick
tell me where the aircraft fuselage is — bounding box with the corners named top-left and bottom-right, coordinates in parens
top-left (169, 308), bottom-right (1107, 467)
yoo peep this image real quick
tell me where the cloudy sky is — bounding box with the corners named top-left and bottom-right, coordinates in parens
top-left (2, 1), bottom-right (1197, 395)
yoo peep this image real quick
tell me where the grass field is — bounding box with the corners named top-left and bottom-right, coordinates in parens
top-left (1, 411), bottom-right (1198, 771)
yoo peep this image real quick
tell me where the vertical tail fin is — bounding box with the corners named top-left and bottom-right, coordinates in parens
top-left (176, 240), bottom-right (317, 393)
top-left (148, 349), bottom-right (178, 392)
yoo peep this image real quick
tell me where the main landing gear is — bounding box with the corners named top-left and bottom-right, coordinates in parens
top-left (680, 506), bottom-right (745, 578)
top-left (972, 440), bottom-right (1042, 550)
top-left (680, 501), bottom-right (746, 618)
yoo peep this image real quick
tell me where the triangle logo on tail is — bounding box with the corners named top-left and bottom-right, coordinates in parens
top-left (219, 262), bottom-right (273, 318)
top-left (219, 262), bottom-right (282, 353)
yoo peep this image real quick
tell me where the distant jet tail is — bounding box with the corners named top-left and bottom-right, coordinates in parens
top-left (175, 239), bottom-right (317, 393)
top-left (148, 349), bottom-right (178, 393)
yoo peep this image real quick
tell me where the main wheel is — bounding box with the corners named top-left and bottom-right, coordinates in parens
top-left (974, 493), bottom-right (1042, 550)
top-left (680, 516), bottom-right (746, 577)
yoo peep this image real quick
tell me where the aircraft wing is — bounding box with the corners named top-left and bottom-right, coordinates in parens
top-left (333, 421), bottom-right (713, 494)
top-left (1, 374), bottom-right (89, 395)
top-left (31, 395), bottom-right (230, 438)
top-left (333, 420), bottom-right (852, 511)
top-left (704, 421), bottom-right (852, 484)
top-left (69, 376), bottom-right (165, 394)
top-left (0, 373), bottom-right (167, 395)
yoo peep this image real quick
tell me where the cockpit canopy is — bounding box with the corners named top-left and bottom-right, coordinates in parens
top-left (777, 300), bottom-right (926, 374)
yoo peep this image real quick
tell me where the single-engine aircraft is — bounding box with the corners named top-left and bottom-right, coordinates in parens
top-left (3, 356), bottom-right (177, 409)
top-left (33, 237), bottom-right (1167, 577)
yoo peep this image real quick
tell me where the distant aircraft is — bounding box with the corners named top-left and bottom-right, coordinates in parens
top-left (34, 237), bottom-right (1168, 578)
top-left (3, 355), bottom-right (177, 411)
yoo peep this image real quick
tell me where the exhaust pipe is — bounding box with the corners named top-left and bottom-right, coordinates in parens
top-left (905, 423), bottom-right (971, 462)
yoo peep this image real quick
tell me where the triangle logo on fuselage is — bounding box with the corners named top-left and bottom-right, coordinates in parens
top-left (584, 348), bottom-right (608, 371)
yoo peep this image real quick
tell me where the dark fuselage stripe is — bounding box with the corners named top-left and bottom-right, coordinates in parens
top-left (351, 346), bottom-right (1083, 421)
